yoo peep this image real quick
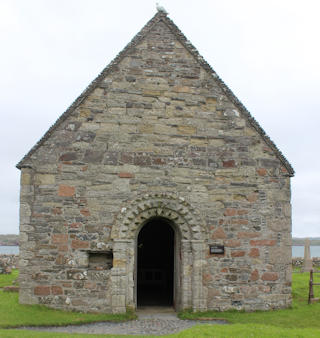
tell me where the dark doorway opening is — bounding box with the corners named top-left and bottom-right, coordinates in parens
top-left (137, 217), bottom-right (174, 307)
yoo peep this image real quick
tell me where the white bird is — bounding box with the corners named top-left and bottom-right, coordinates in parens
top-left (156, 3), bottom-right (168, 14)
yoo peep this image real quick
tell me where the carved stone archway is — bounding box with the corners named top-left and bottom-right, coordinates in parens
top-left (110, 193), bottom-right (208, 313)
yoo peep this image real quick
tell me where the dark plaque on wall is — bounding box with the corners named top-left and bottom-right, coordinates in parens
top-left (209, 245), bottom-right (224, 254)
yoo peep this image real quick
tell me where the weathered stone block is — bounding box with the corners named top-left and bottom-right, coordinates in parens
top-left (177, 125), bottom-right (196, 135)
top-left (4, 286), bottom-right (19, 293)
top-left (58, 185), bottom-right (75, 197)
top-left (261, 272), bottom-right (279, 281)
top-left (59, 152), bottom-right (78, 162)
top-left (21, 172), bottom-right (32, 185)
top-left (118, 172), bottom-right (134, 178)
top-left (250, 239), bottom-right (276, 246)
top-left (249, 248), bottom-right (260, 257)
top-left (34, 286), bottom-right (51, 296)
top-left (211, 227), bottom-right (227, 239)
top-left (250, 269), bottom-right (259, 281)
top-left (84, 150), bottom-right (103, 163)
top-left (51, 286), bottom-right (63, 295)
top-left (52, 234), bottom-right (68, 244)
top-left (223, 160), bottom-right (235, 168)
top-left (225, 240), bottom-right (241, 248)
top-left (71, 240), bottom-right (89, 250)
top-left (224, 208), bottom-right (237, 216)
top-left (257, 168), bottom-right (267, 176)
top-left (238, 232), bottom-right (259, 239)
top-left (231, 251), bottom-right (246, 257)
top-left (35, 174), bottom-right (55, 185)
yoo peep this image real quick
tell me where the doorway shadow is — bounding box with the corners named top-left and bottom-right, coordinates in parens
top-left (137, 217), bottom-right (174, 307)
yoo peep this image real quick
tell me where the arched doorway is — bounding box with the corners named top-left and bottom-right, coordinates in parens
top-left (111, 193), bottom-right (208, 313)
top-left (137, 217), bottom-right (174, 307)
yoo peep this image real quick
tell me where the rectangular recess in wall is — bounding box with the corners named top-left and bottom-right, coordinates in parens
top-left (88, 251), bottom-right (113, 270)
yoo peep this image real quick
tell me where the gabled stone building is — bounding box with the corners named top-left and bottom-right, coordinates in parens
top-left (17, 11), bottom-right (294, 313)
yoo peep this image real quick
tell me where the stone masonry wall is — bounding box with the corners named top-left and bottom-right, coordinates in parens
top-left (0, 254), bottom-right (19, 274)
top-left (19, 15), bottom-right (292, 313)
top-left (292, 257), bottom-right (320, 268)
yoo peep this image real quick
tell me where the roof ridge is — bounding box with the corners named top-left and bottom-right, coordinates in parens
top-left (17, 11), bottom-right (294, 176)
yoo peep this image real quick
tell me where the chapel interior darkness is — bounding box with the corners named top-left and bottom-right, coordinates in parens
top-left (137, 217), bottom-right (174, 307)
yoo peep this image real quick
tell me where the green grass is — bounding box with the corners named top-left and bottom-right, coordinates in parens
top-left (1, 271), bottom-right (320, 336)
top-left (0, 324), bottom-right (319, 338)
top-left (0, 331), bottom-right (120, 338)
top-left (179, 272), bottom-right (320, 330)
top-left (1, 324), bottom-right (320, 338)
top-left (0, 291), bottom-right (135, 329)
top-left (173, 323), bottom-right (320, 337)
top-left (0, 269), bottom-right (19, 287)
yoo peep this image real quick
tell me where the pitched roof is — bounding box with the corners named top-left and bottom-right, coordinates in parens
top-left (17, 11), bottom-right (294, 176)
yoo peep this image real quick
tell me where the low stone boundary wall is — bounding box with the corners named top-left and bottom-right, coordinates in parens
top-left (292, 257), bottom-right (320, 268)
top-left (0, 254), bottom-right (19, 273)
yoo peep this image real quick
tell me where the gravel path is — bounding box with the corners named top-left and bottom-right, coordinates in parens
top-left (18, 308), bottom-right (228, 336)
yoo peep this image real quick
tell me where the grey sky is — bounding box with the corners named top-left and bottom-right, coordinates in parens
top-left (1, 0), bottom-right (319, 237)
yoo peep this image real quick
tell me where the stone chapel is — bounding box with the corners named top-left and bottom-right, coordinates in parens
top-left (17, 11), bottom-right (294, 313)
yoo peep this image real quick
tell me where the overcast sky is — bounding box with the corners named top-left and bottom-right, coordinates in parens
top-left (1, 0), bottom-right (319, 237)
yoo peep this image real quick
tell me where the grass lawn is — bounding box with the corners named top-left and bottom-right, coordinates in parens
top-left (0, 270), bottom-right (320, 337)
top-left (1, 324), bottom-right (320, 338)
top-left (0, 269), bottom-right (19, 287)
top-left (0, 291), bottom-right (135, 328)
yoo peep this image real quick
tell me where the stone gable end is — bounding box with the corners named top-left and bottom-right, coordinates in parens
top-left (18, 12), bottom-right (293, 313)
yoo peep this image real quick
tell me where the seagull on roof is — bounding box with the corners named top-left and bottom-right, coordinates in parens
top-left (156, 3), bottom-right (168, 14)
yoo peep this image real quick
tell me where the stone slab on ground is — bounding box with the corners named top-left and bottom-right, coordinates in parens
top-left (3, 286), bottom-right (19, 292)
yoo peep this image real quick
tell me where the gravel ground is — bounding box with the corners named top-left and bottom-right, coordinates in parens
top-left (17, 308), bottom-right (228, 336)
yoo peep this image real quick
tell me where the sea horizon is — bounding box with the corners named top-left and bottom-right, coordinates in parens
top-left (1, 245), bottom-right (320, 257)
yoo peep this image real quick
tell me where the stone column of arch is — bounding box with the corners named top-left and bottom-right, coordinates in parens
top-left (110, 239), bottom-right (131, 313)
top-left (110, 192), bottom-right (208, 312)
top-left (191, 240), bottom-right (207, 311)
top-left (180, 240), bottom-right (193, 309)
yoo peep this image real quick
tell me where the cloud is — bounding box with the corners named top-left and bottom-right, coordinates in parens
top-left (0, 0), bottom-right (319, 237)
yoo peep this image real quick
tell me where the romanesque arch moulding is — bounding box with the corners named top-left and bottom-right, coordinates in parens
top-left (110, 192), bottom-right (208, 313)
top-left (111, 192), bottom-right (208, 241)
